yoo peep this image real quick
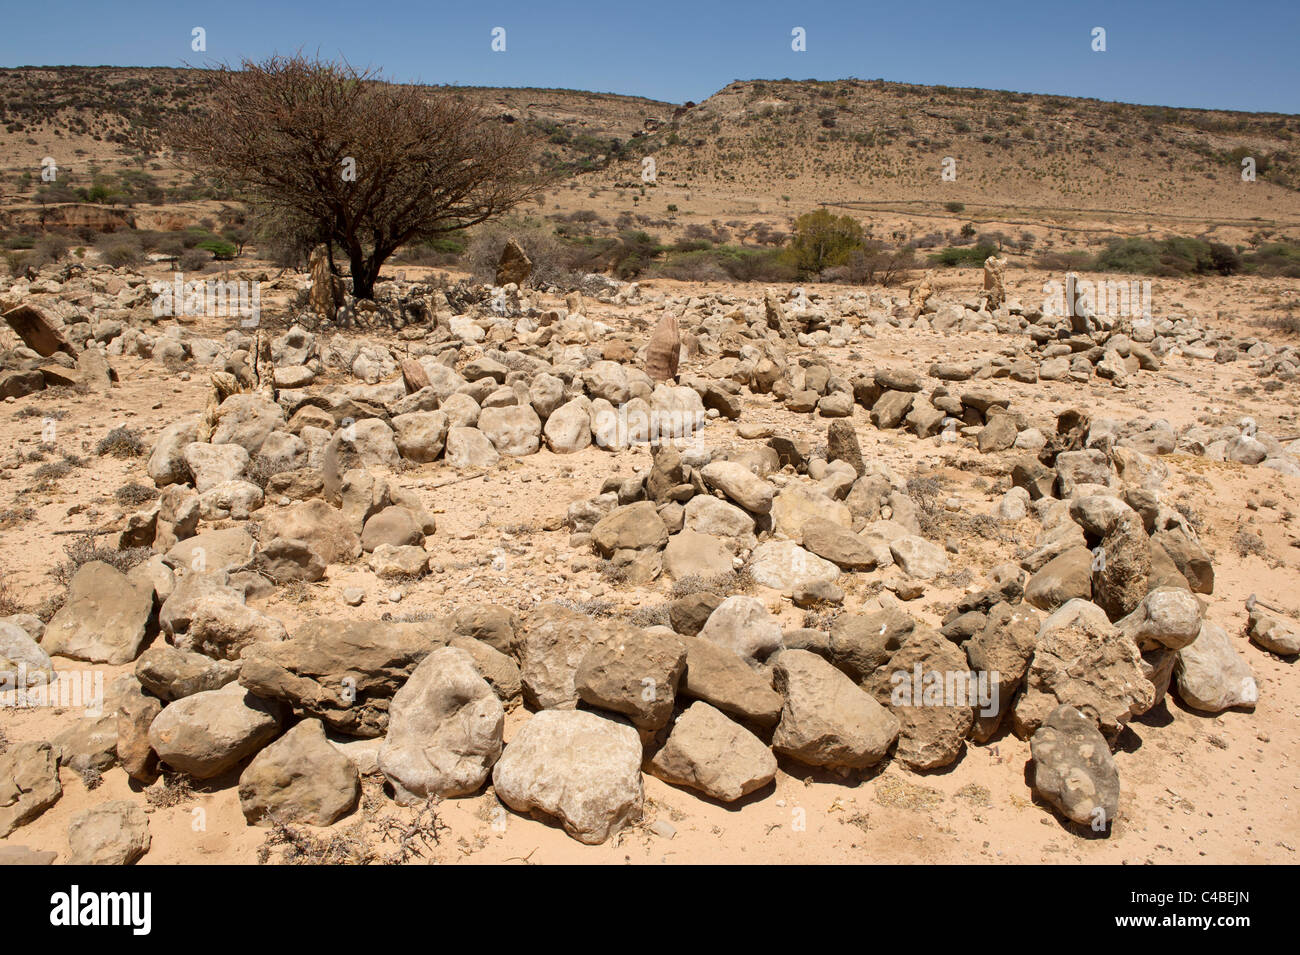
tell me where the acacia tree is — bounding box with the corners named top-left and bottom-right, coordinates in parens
top-left (168, 55), bottom-right (542, 299)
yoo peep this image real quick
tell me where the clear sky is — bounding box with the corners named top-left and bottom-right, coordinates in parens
top-left (2, 0), bottom-right (1296, 114)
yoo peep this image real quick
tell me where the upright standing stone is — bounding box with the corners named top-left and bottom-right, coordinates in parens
top-left (644, 310), bottom-right (682, 382)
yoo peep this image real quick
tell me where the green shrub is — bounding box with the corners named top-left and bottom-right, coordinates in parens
top-left (930, 243), bottom-right (996, 267)
top-left (197, 239), bottom-right (238, 260)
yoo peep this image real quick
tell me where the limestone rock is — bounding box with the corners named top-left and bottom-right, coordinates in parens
top-left (492, 709), bottom-right (643, 845)
top-left (649, 702), bottom-right (777, 801)
top-left (148, 683), bottom-right (283, 779)
top-left (42, 562), bottom-right (153, 665)
top-left (1030, 705), bottom-right (1120, 829)
top-left (379, 647), bottom-right (504, 801)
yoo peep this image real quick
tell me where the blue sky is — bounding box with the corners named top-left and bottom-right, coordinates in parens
top-left (2, 0), bottom-right (1296, 113)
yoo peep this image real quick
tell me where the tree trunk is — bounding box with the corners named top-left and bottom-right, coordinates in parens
top-left (348, 249), bottom-right (376, 300)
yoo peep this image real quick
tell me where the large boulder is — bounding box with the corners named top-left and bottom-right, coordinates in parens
top-left (148, 683), bottom-right (283, 779)
top-left (748, 540), bottom-right (841, 594)
top-left (42, 562), bottom-right (153, 665)
top-left (478, 405), bottom-right (542, 456)
top-left (1025, 547), bottom-right (1093, 611)
top-left (543, 398), bottom-right (592, 454)
top-left (1153, 527), bottom-right (1214, 594)
top-left (492, 710), bottom-right (643, 845)
top-left (1175, 620), bottom-right (1258, 712)
top-left (182, 442), bottom-right (250, 493)
top-left (378, 647), bottom-right (504, 801)
top-left (164, 526), bottom-right (257, 575)
top-left (148, 416), bottom-right (201, 486)
top-left (0, 742), bottom-right (61, 837)
top-left (700, 461), bottom-right (774, 514)
top-left (676, 635), bottom-right (783, 726)
top-left (649, 702), bottom-right (777, 802)
top-left (683, 495), bottom-right (756, 545)
top-left (261, 500), bottom-right (360, 565)
top-left (179, 593), bottom-right (287, 661)
top-left (238, 619), bottom-right (449, 737)
top-left (210, 394), bottom-right (286, 454)
top-left (770, 486), bottom-right (852, 541)
top-left (963, 602), bottom-right (1042, 741)
top-left (590, 501), bottom-right (668, 557)
top-left (575, 630), bottom-right (687, 729)
top-left (1115, 587), bottom-right (1201, 651)
top-left (321, 419), bottom-right (400, 502)
top-left (1248, 609), bottom-right (1300, 656)
top-left (771, 649), bottom-right (900, 770)
top-left (889, 536), bottom-right (949, 579)
top-left (391, 411), bottom-right (449, 463)
top-left (661, 531), bottom-right (735, 580)
top-left (518, 604), bottom-right (620, 710)
top-left (237, 718), bottom-right (360, 826)
top-left (1030, 704), bottom-right (1120, 829)
top-left (0, 621), bottom-right (53, 681)
top-left (867, 628), bottom-right (974, 770)
top-left (134, 644), bottom-right (241, 700)
top-left (1012, 600), bottom-right (1155, 739)
top-left (697, 596), bottom-right (784, 666)
top-left (800, 517), bottom-right (878, 570)
top-left (66, 801), bottom-right (150, 865)
top-left (1091, 511), bottom-right (1151, 620)
top-left (445, 426), bottom-right (500, 469)
top-left (116, 679), bottom-right (163, 781)
top-left (828, 608), bottom-right (914, 682)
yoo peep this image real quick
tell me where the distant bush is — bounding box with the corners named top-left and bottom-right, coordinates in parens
top-left (786, 209), bottom-right (866, 275)
top-left (944, 202), bottom-right (965, 213)
top-left (197, 239), bottom-right (238, 260)
top-left (653, 245), bottom-right (796, 283)
top-left (96, 234), bottom-right (142, 268)
top-left (930, 242), bottom-right (996, 267)
top-left (1096, 237), bottom-right (1239, 276)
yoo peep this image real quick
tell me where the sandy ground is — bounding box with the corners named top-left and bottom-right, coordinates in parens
top-left (1, 267), bottom-right (1297, 864)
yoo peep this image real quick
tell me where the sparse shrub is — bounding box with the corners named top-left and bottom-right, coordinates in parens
top-left (53, 533), bottom-right (151, 589)
top-left (96, 426), bottom-right (146, 458)
top-left (1233, 528), bottom-right (1267, 558)
top-left (96, 234), bottom-right (143, 268)
top-left (115, 482), bottom-right (159, 506)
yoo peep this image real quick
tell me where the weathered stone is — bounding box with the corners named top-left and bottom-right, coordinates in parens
top-left (1175, 620), bottom-right (1258, 712)
top-left (1012, 600), bottom-right (1155, 739)
top-left (867, 628), bottom-right (973, 770)
top-left (42, 562), bottom-right (153, 665)
top-left (1025, 546), bottom-right (1093, 612)
top-left (378, 647), bottom-right (504, 801)
top-left (238, 618), bottom-right (449, 737)
top-left (591, 501), bottom-right (668, 557)
top-left (135, 644), bottom-right (241, 701)
top-left (700, 461), bottom-right (774, 514)
top-left (66, 801), bottom-right (150, 865)
top-left (1030, 705), bottom-right (1120, 829)
top-left (649, 702), bottom-right (776, 801)
top-left (771, 649), bottom-right (900, 770)
top-left (148, 682), bottom-right (283, 779)
top-left (492, 709), bottom-right (643, 845)
top-left (698, 595), bottom-right (784, 666)
top-left (518, 604), bottom-right (621, 710)
top-left (576, 631), bottom-right (686, 729)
